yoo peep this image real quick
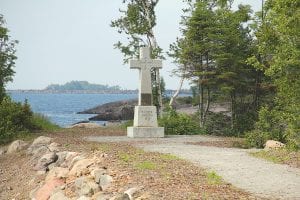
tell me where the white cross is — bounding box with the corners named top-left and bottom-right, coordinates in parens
top-left (130, 47), bottom-right (162, 106)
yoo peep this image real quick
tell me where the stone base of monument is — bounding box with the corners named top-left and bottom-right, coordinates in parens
top-left (127, 106), bottom-right (164, 138)
top-left (127, 127), bottom-right (164, 138)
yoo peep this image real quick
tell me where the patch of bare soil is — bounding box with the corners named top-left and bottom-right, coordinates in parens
top-left (0, 151), bottom-right (44, 200)
top-left (0, 128), bottom-right (263, 199)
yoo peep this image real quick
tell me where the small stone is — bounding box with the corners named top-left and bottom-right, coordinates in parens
top-left (49, 190), bottom-right (69, 200)
top-left (124, 187), bottom-right (140, 200)
top-left (99, 175), bottom-right (113, 191)
top-left (7, 140), bottom-right (28, 154)
top-left (69, 159), bottom-right (94, 177)
top-left (7, 186), bottom-right (12, 190)
top-left (46, 167), bottom-right (69, 181)
top-left (35, 152), bottom-right (58, 171)
top-left (55, 151), bottom-right (68, 167)
top-left (75, 177), bottom-right (100, 197)
top-left (0, 148), bottom-right (6, 155)
top-left (92, 169), bottom-right (107, 183)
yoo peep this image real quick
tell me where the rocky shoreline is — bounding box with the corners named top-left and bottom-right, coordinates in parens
top-left (78, 99), bottom-right (137, 121)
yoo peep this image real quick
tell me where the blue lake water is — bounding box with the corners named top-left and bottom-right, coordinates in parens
top-left (8, 92), bottom-right (137, 127)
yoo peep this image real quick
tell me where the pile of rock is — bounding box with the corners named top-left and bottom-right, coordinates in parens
top-left (2, 137), bottom-right (147, 200)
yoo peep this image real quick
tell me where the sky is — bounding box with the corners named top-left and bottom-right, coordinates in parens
top-left (0, 0), bottom-right (261, 90)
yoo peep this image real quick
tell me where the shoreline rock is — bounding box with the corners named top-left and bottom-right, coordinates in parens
top-left (78, 99), bottom-right (137, 121)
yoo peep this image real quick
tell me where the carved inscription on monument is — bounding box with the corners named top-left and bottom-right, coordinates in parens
top-left (141, 110), bottom-right (153, 121)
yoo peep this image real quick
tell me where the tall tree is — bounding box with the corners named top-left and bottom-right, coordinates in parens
top-left (214, 4), bottom-right (256, 131)
top-left (180, 0), bottom-right (218, 127)
top-left (250, 0), bottom-right (300, 147)
top-left (111, 0), bottom-right (164, 112)
top-left (0, 14), bottom-right (17, 101)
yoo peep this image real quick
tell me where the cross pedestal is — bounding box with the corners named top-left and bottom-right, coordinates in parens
top-left (127, 47), bottom-right (164, 138)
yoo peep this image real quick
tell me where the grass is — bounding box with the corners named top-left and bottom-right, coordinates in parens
top-left (118, 152), bottom-right (135, 163)
top-left (159, 154), bottom-right (180, 161)
top-left (135, 161), bottom-right (157, 170)
top-left (250, 149), bottom-right (300, 168)
top-left (32, 113), bottom-right (60, 131)
top-left (206, 171), bottom-right (222, 185)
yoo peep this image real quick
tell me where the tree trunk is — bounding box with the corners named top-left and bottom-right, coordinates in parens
top-left (143, 0), bottom-right (163, 114)
top-left (169, 66), bottom-right (186, 108)
top-left (203, 87), bottom-right (211, 125)
top-left (230, 92), bottom-right (236, 130)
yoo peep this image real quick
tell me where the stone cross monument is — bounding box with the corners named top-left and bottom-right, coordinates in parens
top-left (127, 47), bottom-right (164, 138)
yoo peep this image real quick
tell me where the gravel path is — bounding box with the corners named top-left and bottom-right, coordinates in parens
top-left (86, 135), bottom-right (300, 200)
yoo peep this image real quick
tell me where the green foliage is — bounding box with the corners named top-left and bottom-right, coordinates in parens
top-left (206, 171), bottom-right (222, 185)
top-left (247, 0), bottom-right (300, 150)
top-left (0, 97), bottom-right (58, 144)
top-left (31, 113), bottom-right (60, 131)
top-left (0, 15), bottom-right (18, 101)
top-left (246, 106), bottom-right (285, 148)
top-left (0, 97), bottom-right (32, 144)
top-left (204, 112), bottom-right (231, 135)
top-left (45, 81), bottom-right (121, 91)
top-left (111, 0), bottom-right (163, 62)
top-left (159, 109), bottom-right (203, 135)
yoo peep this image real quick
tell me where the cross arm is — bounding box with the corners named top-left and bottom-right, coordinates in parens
top-left (129, 60), bottom-right (141, 69)
top-left (151, 60), bottom-right (162, 69)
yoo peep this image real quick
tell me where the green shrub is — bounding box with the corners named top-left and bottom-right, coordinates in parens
top-left (159, 109), bottom-right (203, 135)
top-left (245, 106), bottom-right (286, 148)
top-left (0, 97), bottom-right (33, 144)
top-left (204, 112), bottom-right (231, 136)
top-left (0, 97), bottom-right (58, 144)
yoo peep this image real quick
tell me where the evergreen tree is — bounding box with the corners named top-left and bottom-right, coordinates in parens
top-left (249, 0), bottom-right (300, 148)
top-left (0, 14), bottom-right (18, 101)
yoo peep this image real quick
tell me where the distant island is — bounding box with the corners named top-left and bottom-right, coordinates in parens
top-left (8, 80), bottom-right (192, 94)
top-left (45, 81), bottom-right (122, 91)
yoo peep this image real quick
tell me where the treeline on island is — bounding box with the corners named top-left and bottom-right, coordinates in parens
top-left (45, 81), bottom-right (122, 91)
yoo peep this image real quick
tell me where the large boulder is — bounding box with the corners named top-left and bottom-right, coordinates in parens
top-left (78, 99), bottom-right (137, 121)
top-left (264, 140), bottom-right (285, 150)
top-left (7, 140), bottom-right (28, 154)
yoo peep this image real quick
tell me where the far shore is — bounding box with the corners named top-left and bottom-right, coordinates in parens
top-left (7, 89), bottom-right (192, 95)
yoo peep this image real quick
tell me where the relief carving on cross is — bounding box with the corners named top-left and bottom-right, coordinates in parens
top-left (129, 47), bottom-right (162, 106)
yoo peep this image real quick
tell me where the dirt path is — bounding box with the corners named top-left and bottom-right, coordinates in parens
top-left (86, 135), bottom-right (300, 200)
